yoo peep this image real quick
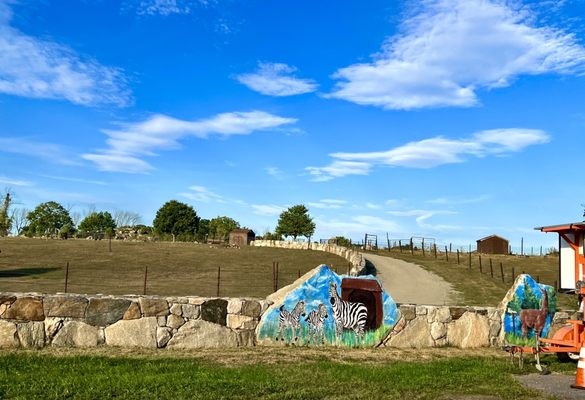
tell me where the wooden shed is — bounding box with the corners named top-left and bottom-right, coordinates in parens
top-left (229, 229), bottom-right (255, 246)
top-left (476, 235), bottom-right (509, 255)
top-left (341, 278), bottom-right (383, 331)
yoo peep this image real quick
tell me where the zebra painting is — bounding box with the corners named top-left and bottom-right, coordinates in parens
top-left (275, 300), bottom-right (306, 343)
top-left (305, 303), bottom-right (328, 345)
top-left (329, 281), bottom-right (368, 345)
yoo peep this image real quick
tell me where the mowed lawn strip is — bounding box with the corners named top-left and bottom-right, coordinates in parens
top-left (0, 238), bottom-right (348, 298)
top-left (0, 348), bottom-right (562, 400)
top-left (369, 249), bottom-right (575, 309)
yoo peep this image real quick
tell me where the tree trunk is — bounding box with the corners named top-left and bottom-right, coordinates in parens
top-left (172, 234), bottom-right (176, 243)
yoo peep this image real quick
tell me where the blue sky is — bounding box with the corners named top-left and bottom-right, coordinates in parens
top-left (1, 0), bottom-right (585, 249)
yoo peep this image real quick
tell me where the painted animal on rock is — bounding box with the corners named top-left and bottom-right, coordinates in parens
top-left (305, 303), bottom-right (328, 344)
top-left (519, 288), bottom-right (549, 338)
top-left (329, 281), bottom-right (368, 344)
top-left (275, 300), bottom-right (306, 343)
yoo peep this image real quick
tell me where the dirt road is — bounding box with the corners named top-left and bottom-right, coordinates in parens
top-left (363, 253), bottom-right (457, 305)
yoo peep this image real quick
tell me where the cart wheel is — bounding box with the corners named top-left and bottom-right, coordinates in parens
top-left (557, 351), bottom-right (580, 362)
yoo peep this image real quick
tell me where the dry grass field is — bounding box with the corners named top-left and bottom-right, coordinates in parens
top-left (0, 237), bottom-right (349, 298)
top-left (369, 248), bottom-right (575, 309)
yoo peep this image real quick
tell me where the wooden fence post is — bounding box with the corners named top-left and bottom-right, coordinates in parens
top-left (500, 262), bottom-right (504, 283)
top-left (489, 258), bottom-right (493, 278)
top-left (512, 267), bottom-right (515, 282)
top-left (410, 238), bottom-right (414, 255)
top-left (445, 246), bottom-right (448, 261)
top-left (399, 240), bottom-right (403, 253)
top-left (143, 266), bottom-right (148, 295)
top-left (216, 266), bottom-right (221, 297)
top-left (479, 255), bottom-right (483, 273)
top-left (468, 252), bottom-right (472, 269)
top-left (433, 244), bottom-right (437, 259)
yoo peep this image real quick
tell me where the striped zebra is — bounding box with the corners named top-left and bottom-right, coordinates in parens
top-left (305, 303), bottom-right (328, 345)
top-left (329, 281), bottom-right (368, 345)
top-left (275, 301), bottom-right (306, 343)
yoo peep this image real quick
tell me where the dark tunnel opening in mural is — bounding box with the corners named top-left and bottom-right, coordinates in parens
top-left (342, 278), bottom-right (383, 330)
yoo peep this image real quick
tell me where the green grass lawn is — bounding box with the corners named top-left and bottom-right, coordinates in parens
top-left (0, 237), bottom-right (348, 298)
top-left (0, 347), bottom-right (573, 399)
top-left (367, 249), bottom-right (575, 309)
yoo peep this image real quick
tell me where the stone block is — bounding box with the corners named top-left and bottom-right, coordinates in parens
top-left (104, 317), bottom-right (157, 348)
top-left (44, 296), bottom-right (88, 318)
top-left (241, 301), bottom-right (262, 318)
top-left (157, 316), bottom-right (167, 327)
top-left (181, 304), bottom-right (200, 320)
top-left (52, 321), bottom-right (99, 347)
top-left (86, 298), bottom-right (131, 326)
top-left (430, 322), bottom-right (447, 340)
top-left (447, 312), bottom-right (490, 348)
top-left (201, 299), bottom-right (228, 326)
top-left (399, 305), bottom-right (416, 321)
top-left (169, 304), bottom-right (182, 316)
top-left (449, 307), bottom-right (468, 321)
top-left (157, 327), bottom-right (172, 348)
top-left (166, 314), bottom-right (185, 330)
top-left (428, 307), bottom-right (451, 324)
top-left (44, 317), bottom-right (63, 340)
top-left (123, 302), bottom-right (141, 320)
top-left (236, 330), bottom-right (256, 347)
top-left (166, 320), bottom-right (238, 349)
top-left (0, 320), bottom-right (18, 348)
top-left (17, 321), bottom-right (45, 348)
top-left (139, 298), bottom-right (169, 317)
top-left (0, 295), bottom-right (16, 305)
top-left (226, 314), bottom-right (257, 330)
top-left (227, 299), bottom-right (243, 314)
top-left (415, 305), bottom-right (428, 316)
top-left (386, 316), bottom-right (433, 348)
top-left (3, 297), bottom-right (44, 321)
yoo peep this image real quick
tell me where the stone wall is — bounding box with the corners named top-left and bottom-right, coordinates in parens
top-left (0, 293), bottom-right (267, 349)
top-left (251, 240), bottom-right (365, 274)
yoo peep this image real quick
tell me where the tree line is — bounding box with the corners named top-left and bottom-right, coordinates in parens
top-left (0, 191), bottom-right (317, 243)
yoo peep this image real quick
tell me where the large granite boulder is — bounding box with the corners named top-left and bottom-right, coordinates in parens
top-left (52, 321), bottom-right (99, 347)
top-left (86, 298), bottom-right (132, 326)
top-left (257, 265), bottom-right (400, 347)
top-left (447, 312), bottom-right (490, 348)
top-left (386, 316), bottom-right (434, 348)
top-left (104, 317), bottom-right (157, 348)
top-left (44, 296), bottom-right (88, 318)
top-left (166, 320), bottom-right (238, 349)
top-left (0, 320), bottom-right (18, 348)
top-left (17, 321), bottom-right (45, 348)
top-left (3, 297), bottom-right (44, 321)
top-left (201, 299), bottom-right (228, 326)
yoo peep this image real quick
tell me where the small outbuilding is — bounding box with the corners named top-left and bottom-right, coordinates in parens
top-left (476, 234), bottom-right (509, 255)
top-left (229, 229), bottom-right (255, 246)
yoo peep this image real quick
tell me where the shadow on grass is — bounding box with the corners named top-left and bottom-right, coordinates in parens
top-left (0, 267), bottom-right (60, 278)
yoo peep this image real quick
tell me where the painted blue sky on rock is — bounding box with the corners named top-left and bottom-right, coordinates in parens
top-left (1, 0), bottom-right (585, 248)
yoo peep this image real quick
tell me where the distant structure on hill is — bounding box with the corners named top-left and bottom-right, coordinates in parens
top-left (476, 235), bottom-right (509, 254)
top-left (229, 229), bottom-right (255, 246)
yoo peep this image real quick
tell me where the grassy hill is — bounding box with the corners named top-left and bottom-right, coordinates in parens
top-left (0, 238), bottom-right (349, 298)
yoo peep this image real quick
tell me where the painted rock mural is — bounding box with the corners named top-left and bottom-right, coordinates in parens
top-left (500, 274), bottom-right (556, 346)
top-left (256, 265), bottom-right (400, 347)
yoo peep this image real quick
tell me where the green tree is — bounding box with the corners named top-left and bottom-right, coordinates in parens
top-left (0, 191), bottom-right (12, 237)
top-left (275, 204), bottom-right (315, 240)
top-left (196, 218), bottom-right (210, 241)
top-left (153, 200), bottom-right (199, 242)
top-left (208, 216), bottom-right (240, 240)
top-left (332, 236), bottom-right (351, 247)
top-left (78, 212), bottom-right (116, 238)
top-left (27, 201), bottom-right (73, 238)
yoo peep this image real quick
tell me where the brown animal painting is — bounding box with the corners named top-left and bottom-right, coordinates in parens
top-left (519, 288), bottom-right (548, 338)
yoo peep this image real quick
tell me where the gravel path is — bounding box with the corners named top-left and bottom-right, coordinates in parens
top-left (515, 373), bottom-right (582, 399)
top-left (363, 253), bottom-right (457, 305)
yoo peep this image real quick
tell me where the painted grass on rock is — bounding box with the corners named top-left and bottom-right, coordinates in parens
top-left (0, 352), bottom-right (548, 400)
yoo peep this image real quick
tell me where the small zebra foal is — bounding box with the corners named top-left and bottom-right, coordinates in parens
top-left (329, 281), bottom-right (368, 345)
top-left (305, 303), bottom-right (328, 345)
top-left (275, 301), bottom-right (306, 343)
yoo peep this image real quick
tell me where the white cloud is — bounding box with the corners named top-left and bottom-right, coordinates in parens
top-left (307, 199), bottom-right (347, 209)
top-left (316, 215), bottom-right (402, 236)
top-left (131, 0), bottom-right (214, 16)
top-left (179, 185), bottom-right (224, 203)
top-left (307, 128), bottom-right (549, 180)
top-left (387, 209), bottom-right (461, 232)
top-left (83, 111), bottom-right (297, 173)
top-left (0, 137), bottom-right (80, 165)
top-left (266, 166), bottom-right (283, 179)
top-left (327, 0), bottom-right (585, 110)
top-left (365, 203), bottom-right (381, 210)
top-left (40, 175), bottom-right (107, 186)
top-left (236, 62), bottom-right (318, 97)
top-left (0, 176), bottom-right (32, 187)
top-left (251, 204), bottom-right (285, 217)
top-left (0, 1), bottom-right (131, 106)
top-left (427, 195), bottom-right (489, 205)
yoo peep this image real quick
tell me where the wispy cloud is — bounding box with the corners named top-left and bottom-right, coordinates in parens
top-left (40, 175), bottom-right (107, 186)
top-left (83, 111), bottom-right (297, 173)
top-left (0, 175), bottom-right (32, 187)
top-left (316, 215), bottom-right (402, 236)
top-left (179, 185), bottom-right (224, 203)
top-left (0, 1), bottom-right (131, 106)
top-left (266, 166), bottom-right (283, 179)
top-left (0, 137), bottom-right (80, 166)
top-left (387, 209), bottom-right (461, 232)
top-left (130, 0), bottom-right (214, 16)
top-left (251, 204), bottom-right (285, 217)
top-left (307, 199), bottom-right (347, 209)
top-left (236, 62), bottom-right (318, 97)
top-left (427, 195), bottom-right (489, 205)
top-left (327, 0), bottom-right (585, 109)
top-left (306, 129), bottom-right (549, 181)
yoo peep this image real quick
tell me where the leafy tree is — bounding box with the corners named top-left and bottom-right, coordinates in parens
top-left (59, 223), bottom-right (74, 240)
top-left (262, 231), bottom-right (282, 240)
top-left (332, 236), bottom-right (351, 247)
top-left (208, 216), bottom-right (240, 240)
top-left (27, 201), bottom-right (73, 237)
top-left (113, 210), bottom-right (142, 227)
top-left (275, 204), bottom-right (315, 240)
top-left (196, 218), bottom-right (210, 241)
top-left (78, 212), bottom-right (116, 237)
top-left (0, 191), bottom-right (12, 237)
top-left (153, 200), bottom-right (199, 242)
top-left (11, 207), bottom-right (29, 236)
